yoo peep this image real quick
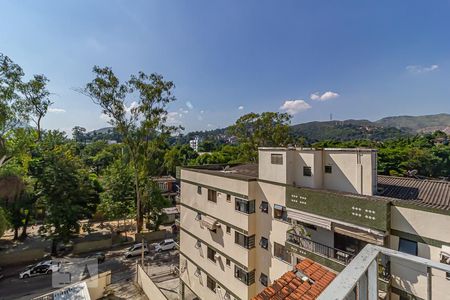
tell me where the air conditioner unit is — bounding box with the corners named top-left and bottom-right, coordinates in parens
top-left (195, 240), bottom-right (201, 249)
top-left (214, 253), bottom-right (220, 260)
top-left (194, 267), bottom-right (201, 277)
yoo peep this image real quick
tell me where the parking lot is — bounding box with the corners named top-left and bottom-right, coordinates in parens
top-left (0, 242), bottom-right (180, 300)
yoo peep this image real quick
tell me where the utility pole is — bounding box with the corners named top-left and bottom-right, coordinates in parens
top-left (141, 237), bottom-right (145, 267)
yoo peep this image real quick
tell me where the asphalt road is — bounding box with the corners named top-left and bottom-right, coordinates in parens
top-left (0, 244), bottom-right (162, 300)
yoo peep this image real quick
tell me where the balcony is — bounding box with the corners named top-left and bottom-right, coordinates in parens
top-left (317, 244), bottom-right (450, 300)
top-left (286, 231), bottom-right (355, 271)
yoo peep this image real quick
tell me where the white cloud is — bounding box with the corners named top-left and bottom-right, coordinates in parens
top-left (100, 113), bottom-right (111, 122)
top-left (200, 110), bottom-right (204, 114)
top-left (406, 64), bottom-right (439, 74)
top-left (310, 91), bottom-right (340, 101)
top-left (186, 101), bottom-right (194, 110)
top-left (197, 115), bottom-right (203, 121)
top-left (279, 100), bottom-right (312, 115)
top-left (48, 107), bottom-right (66, 113)
top-left (238, 106), bottom-right (244, 110)
top-left (124, 101), bottom-right (138, 113)
top-left (178, 108), bottom-right (189, 114)
top-left (207, 124), bottom-right (213, 128)
top-left (166, 111), bottom-right (183, 124)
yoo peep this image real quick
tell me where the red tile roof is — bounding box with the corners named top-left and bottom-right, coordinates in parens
top-left (252, 259), bottom-right (336, 300)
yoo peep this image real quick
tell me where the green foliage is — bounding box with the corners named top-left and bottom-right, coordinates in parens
top-left (164, 144), bottom-right (198, 175)
top-left (0, 207), bottom-right (9, 237)
top-left (228, 112), bottom-right (292, 162)
top-left (97, 159), bottom-right (135, 221)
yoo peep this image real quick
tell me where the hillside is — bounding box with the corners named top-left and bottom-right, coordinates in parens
top-left (85, 113), bottom-right (450, 144)
top-left (376, 113), bottom-right (450, 133)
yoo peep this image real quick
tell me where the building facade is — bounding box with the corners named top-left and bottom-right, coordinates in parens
top-left (178, 147), bottom-right (450, 300)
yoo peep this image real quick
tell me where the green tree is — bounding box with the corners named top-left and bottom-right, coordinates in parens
top-left (72, 126), bottom-right (87, 143)
top-left (228, 112), bottom-right (292, 162)
top-left (97, 159), bottom-right (135, 223)
top-left (82, 66), bottom-right (179, 232)
top-left (164, 144), bottom-right (198, 175)
top-left (0, 207), bottom-right (9, 237)
top-left (31, 131), bottom-right (98, 253)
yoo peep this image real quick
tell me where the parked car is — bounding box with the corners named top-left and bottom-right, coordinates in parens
top-left (124, 243), bottom-right (148, 258)
top-left (86, 252), bottom-right (105, 264)
top-left (154, 239), bottom-right (177, 252)
top-left (19, 260), bottom-right (61, 279)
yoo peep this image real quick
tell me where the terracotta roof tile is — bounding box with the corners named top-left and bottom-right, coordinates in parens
top-left (252, 259), bottom-right (336, 300)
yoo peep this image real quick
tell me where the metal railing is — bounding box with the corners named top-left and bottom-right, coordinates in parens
top-left (286, 232), bottom-right (355, 265)
top-left (317, 244), bottom-right (450, 300)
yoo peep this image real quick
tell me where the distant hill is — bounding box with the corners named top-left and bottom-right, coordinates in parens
top-left (86, 113), bottom-right (450, 144)
top-left (375, 113), bottom-right (450, 133)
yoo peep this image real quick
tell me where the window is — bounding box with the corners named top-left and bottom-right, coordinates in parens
top-left (208, 189), bottom-right (217, 203)
top-left (325, 165), bottom-right (332, 174)
top-left (271, 153), bottom-right (283, 165)
top-left (274, 242), bottom-right (291, 263)
top-left (226, 194), bottom-right (231, 202)
top-left (260, 273), bottom-right (268, 287)
top-left (234, 266), bottom-right (255, 285)
top-left (260, 237), bottom-right (268, 250)
top-left (207, 247), bottom-right (217, 262)
top-left (207, 276), bottom-right (216, 292)
top-left (226, 226), bottom-right (231, 234)
top-left (235, 232), bottom-right (255, 249)
top-left (398, 238), bottom-right (418, 256)
top-left (303, 166), bottom-right (312, 176)
top-left (260, 201), bottom-right (269, 213)
top-left (226, 258), bottom-right (231, 267)
top-left (235, 198), bottom-right (255, 214)
top-left (440, 252), bottom-right (450, 280)
top-left (197, 186), bottom-right (202, 194)
top-left (274, 204), bottom-right (288, 222)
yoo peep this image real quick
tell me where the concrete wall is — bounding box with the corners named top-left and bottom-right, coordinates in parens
top-left (136, 264), bottom-right (168, 300)
top-left (73, 237), bottom-right (112, 254)
top-left (135, 230), bottom-right (170, 243)
top-left (389, 206), bottom-right (450, 300)
top-left (258, 148), bottom-right (377, 196)
top-left (86, 271), bottom-right (112, 300)
top-left (0, 248), bottom-right (46, 266)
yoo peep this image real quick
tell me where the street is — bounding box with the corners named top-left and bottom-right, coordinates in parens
top-left (0, 244), bottom-right (178, 300)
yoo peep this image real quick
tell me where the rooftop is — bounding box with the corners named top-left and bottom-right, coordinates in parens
top-left (182, 164), bottom-right (450, 210)
top-left (378, 175), bottom-right (450, 210)
top-left (252, 258), bottom-right (336, 300)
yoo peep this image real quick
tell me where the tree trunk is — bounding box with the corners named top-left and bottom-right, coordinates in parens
top-left (20, 212), bottom-right (30, 239)
top-left (51, 239), bottom-right (57, 256)
top-left (133, 164), bottom-right (143, 233)
top-left (13, 227), bottom-right (19, 240)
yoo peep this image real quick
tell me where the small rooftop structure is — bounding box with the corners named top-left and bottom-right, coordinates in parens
top-left (253, 259), bottom-right (336, 300)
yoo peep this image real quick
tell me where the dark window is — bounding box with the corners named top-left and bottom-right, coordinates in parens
top-left (226, 194), bottom-right (231, 202)
top-left (260, 237), bottom-right (268, 250)
top-left (207, 247), bottom-right (216, 262)
top-left (303, 166), bottom-right (312, 177)
top-left (297, 221), bottom-right (317, 231)
top-left (235, 232), bottom-right (255, 249)
top-left (226, 226), bottom-right (231, 234)
top-left (234, 266), bottom-right (255, 285)
top-left (274, 204), bottom-right (288, 222)
top-left (260, 273), bottom-right (268, 287)
top-left (274, 242), bottom-right (291, 263)
top-left (226, 258), bottom-right (231, 267)
top-left (235, 198), bottom-right (255, 214)
top-left (398, 238), bottom-right (418, 256)
top-left (271, 154), bottom-right (283, 165)
top-left (197, 186), bottom-right (202, 194)
top-left (207, 276), bottom-right (216, 292)
top-left (260, 201), bottom-right (269, 213)
top-left (325, 165), bottom-right (332, 174)
top-left (208, 189), bottom-right (217, 203)
top-left (440, 254), bottom-right (450, 280)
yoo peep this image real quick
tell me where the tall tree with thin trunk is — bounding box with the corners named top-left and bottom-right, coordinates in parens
top-left (82, 66), bottom-right (179, 232)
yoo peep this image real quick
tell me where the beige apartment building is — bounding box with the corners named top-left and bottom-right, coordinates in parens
top-left (178, 147), bottom-right (450, 300)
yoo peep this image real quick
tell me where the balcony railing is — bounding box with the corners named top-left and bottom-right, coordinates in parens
top-left (317, 244), bottom-right (450, 300)
top-left (286, 232), bottom-right (355, 265)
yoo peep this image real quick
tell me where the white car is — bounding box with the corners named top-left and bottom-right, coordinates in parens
top-left (19, 260), bottom-right (61, 279)
top-left (154, 239), bottom-right (177, 252)
top-left (124, 243), bottom-right (149, 258)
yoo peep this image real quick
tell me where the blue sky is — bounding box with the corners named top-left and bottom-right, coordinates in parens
top-left (1, 1), bottom-right (449, 133)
